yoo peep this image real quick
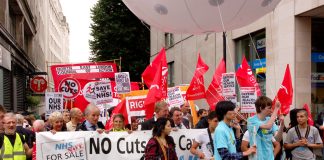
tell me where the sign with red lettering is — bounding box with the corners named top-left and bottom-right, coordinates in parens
top-left (82, 80), bottom-right (113, 105)
top-left (30, 76), bottom-right (47, 93)
top-left (59, 78), bottom-right (80, 99)
top-left (126, 95), bottom-right (147, 124)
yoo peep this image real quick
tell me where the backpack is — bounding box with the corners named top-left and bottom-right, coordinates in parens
top-left (285, 126), bottom-right (320, 159)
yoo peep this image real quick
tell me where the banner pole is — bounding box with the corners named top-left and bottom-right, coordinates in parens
top-left (119, 57), bottom-right (122, 72)
top-left (141, 78), bottom-right (144, 90)
top-left (64, 99), bottom-right (68, 110)
top-left (70, 99), bottom-right (73, 108)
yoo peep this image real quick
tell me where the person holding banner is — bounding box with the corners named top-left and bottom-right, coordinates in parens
top-left (214, 101), bottom-right (256, 160)
top-left (76, 103), bottom-right (105, 132)
top-left (141, 101), bottom-right (169, 130)
top-left (247, 96), bottom-right (281, 160)
top-left (111, 113), bottom-right (128, 132)
top-left (144, 117), bottom-right (178, 160)
top-left (190, 111), bottom-right (218, 160)
top-left (0, 113), bottom-right (33, 159)
top-left (48, 112), bottom-right (66, 134)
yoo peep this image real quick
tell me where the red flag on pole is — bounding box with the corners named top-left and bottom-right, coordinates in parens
top-left (144, 62), bottom-right (163, 119)
top-left (236, 57), bottom-right (262, 96)
top-left (206, 59), bottom-right (225, 110)
top-left (105, 99), bottom-right (128, 130)
top-left (186, 54), bottom-right (209, 100)
top-left (142, 48), bottom-right (168, 98)
top-left (275, 64), bottom-right (293, 115)
top-left (303, 103), bottom-right (314, 126)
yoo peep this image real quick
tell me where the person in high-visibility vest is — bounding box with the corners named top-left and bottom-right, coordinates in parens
top-left (0, 112), bottom-right (32, 159)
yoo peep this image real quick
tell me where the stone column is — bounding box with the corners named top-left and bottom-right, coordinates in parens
top-left (295, 17), bottom-right (311, 108)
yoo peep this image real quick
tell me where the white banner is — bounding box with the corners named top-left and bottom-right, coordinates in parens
top-left (222, 72), bottom-right (236, 97)
top-left (82, 80), bottom-right (113, 105)
top-left (240, 87), bottom-right (257, 113)
top-left (45, 92), bottom-right (64, 118)
top-left (115, 72), bottom-right (131, 94)
top-left (37, 129), bottom-right (205, 160)
top-left (167, 86), bottom-right (184, 107)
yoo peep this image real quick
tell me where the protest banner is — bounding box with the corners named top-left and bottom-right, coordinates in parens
top-left (115, 72), bottom-right (131, 94)
top-left (82, 80), bottom-right (113, 105)
top-left (126, 95), bottom-right (147, 124)
top-left (240, 87), bottom-right (257, 113)
top-left (37, 129), bottom-right (204, 160)
top-left (51, 62), bottom-right (117, 92)
top-left (222, 72), bottom-right (236, 97)
top-left (73, 80), bottom-right (139, 112)
top-left (59, 78), bottom-right (81, 99)
top-left (167, 86), bottom-right (184, 108)
top-left (45, 92), bottom-right (64, 118)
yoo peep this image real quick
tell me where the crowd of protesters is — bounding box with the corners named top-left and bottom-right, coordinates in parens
top-left (0, 95), bottom-right (323, 160)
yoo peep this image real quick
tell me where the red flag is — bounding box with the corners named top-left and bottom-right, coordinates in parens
top-left (144, 62), bottom-right (163, 119)
top-left (105, 99), bottom-right (128, 130)
top-left (303, 103), bottom-right (314, 126)
top-left (276, 64), bottom-right (293, 115)
top-left (142, 48), bottom-right (168, 98)
top-left (206, 59), bottom-right (225, 110)
top-left (236, 57), bottom-right (262, 96)
top-left (186, 54), bottom-right (209, 100)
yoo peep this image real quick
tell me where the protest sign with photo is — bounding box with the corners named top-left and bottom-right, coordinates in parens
top-left (37, 129), bottom-right (204, 160)
top-left (45, 92), bottom-right (64, 118)
top-left (240, 87), bottom-right (257, 113)
top-left (115, 72), bottom-right (131, 94)
top-left (167, 86), bottom-right (184, 107)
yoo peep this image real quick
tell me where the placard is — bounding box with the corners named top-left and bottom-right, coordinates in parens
top-left (45, 92), bottom-right (64, 118)
top-left (240, 87), bottom-right (257, 113)
top-left (115, 72), bottom-right (131, 94)
top-left (222, 72), bottom-right (236, 97)
top-left (167, 86), bottom-right (184, 107)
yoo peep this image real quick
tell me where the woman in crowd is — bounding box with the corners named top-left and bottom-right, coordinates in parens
top-left (144, 117), bottom-right (178, 160)
top-left (111, 113), bottom-right (127, 132)
top-left (48, 111), bottom-right (66, 134)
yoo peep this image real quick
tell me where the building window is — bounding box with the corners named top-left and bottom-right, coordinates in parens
top-left (311, 18), bottom-right (324, 119)
top-left (235, 30), bottom-right (266, 95)
top-left (165, 33), bottom-right (174, 48)
top-left (168, 61), bottom-right (174, 87)
top-left (9, 8), bottom-right (16, 38)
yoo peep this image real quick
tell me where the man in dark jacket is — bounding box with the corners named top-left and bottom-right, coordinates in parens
top-left (141, 101), bottom-right (169, 130)
top-left (76, 103), bottom-right (105, 131)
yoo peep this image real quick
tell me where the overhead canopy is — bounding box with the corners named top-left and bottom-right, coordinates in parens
top-left (122, 0), bottom-right (281, 34)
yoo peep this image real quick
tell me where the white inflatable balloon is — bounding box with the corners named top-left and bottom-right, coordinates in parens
top-left (123, 0), bottom-right (281, 34)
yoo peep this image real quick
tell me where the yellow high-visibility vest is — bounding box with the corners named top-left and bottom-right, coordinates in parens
top-left (0, 133), bottom-right (26, 160)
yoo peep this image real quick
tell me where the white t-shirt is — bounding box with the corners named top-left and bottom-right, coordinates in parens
top-left (194, 129), bottom-right (214, 159)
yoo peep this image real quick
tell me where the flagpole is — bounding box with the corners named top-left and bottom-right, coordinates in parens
top-left (223, 32), bottom-right (226, 71)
